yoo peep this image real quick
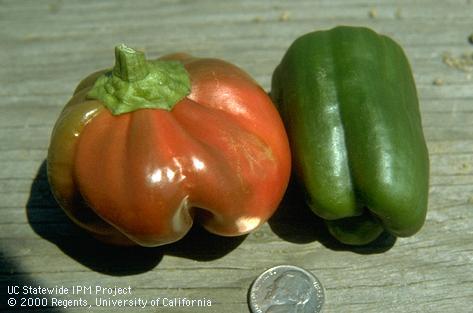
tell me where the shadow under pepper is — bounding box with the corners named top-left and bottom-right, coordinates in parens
top-left (26, 160), bottom-right (247, 276)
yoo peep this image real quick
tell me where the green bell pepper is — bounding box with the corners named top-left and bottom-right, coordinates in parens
top-left (271, 26), bottom-right (430, 245)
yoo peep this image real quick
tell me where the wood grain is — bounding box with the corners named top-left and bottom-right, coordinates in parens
top-left (1, 0), bottom-right (473, 312)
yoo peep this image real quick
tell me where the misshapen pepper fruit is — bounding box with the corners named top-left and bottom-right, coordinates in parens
top-left (271, 26), bottom-right (429, 245)
top-left (48, 45), bottom-right (291, 247)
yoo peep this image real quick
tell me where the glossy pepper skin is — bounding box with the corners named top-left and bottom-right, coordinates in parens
top-left (47, 45), bottom-right (291, 247)
top-left (271, 26), bottom-right (429, 245)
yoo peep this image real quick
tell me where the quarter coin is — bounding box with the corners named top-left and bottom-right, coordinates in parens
top-left (249, 265), bottom-right (324, 313)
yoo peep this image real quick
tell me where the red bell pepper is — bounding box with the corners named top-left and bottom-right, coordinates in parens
top-left (47, 45), bottom-right (291, 247)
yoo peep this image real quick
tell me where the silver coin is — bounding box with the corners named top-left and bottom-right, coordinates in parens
top-left (249, 265), bottom-right (324, 313)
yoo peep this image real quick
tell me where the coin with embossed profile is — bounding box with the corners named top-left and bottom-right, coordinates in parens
top-left (249, 265), bottom-right (324, 313)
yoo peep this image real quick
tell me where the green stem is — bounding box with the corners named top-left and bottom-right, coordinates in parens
top-left (86, 44), bottom-right (191, 115)
top-left (112, 44), bottom-right (149, 82)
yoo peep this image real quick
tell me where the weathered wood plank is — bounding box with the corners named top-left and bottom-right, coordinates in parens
top-left (1, 0), bottom-right (473, 312)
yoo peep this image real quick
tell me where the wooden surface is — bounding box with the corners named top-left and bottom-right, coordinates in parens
top-left (1, 0), bottom-right (473, 312)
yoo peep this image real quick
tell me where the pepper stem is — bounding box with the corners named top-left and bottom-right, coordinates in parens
top-left (112, 44), bottom-right (149, 82)
top-left (86, 44), bottom-right (191, 115)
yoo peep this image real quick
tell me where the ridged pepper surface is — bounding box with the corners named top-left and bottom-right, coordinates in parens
top-left (271, 26), bottom-right (429, 245)
top-left (48, 45), bottom-right (291, 247)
